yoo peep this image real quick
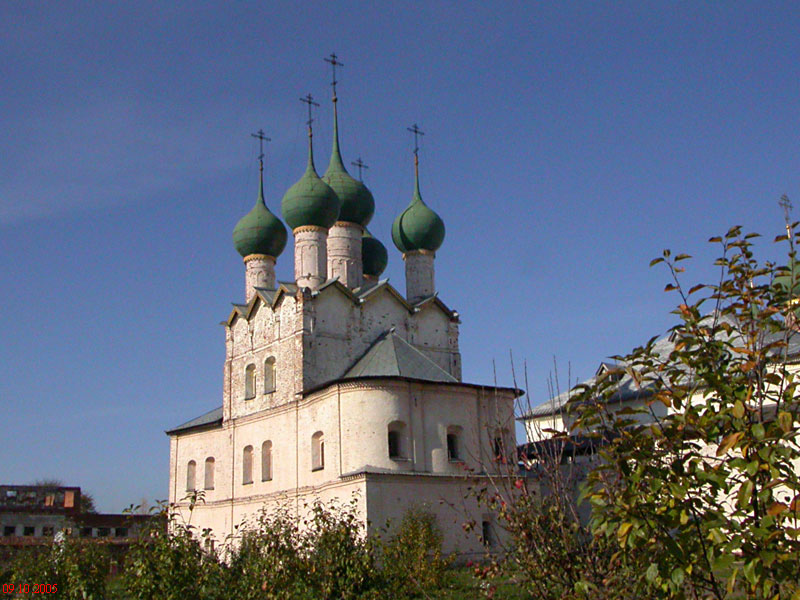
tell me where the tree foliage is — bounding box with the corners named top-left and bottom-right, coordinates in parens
top-left (572, 225), bottom-right (800, 599)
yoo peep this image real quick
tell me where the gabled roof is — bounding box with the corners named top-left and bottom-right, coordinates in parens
top-left (166, 406), bottom-right (222, 435)
top-left (226, 281), bottom-right (299, 326)
top-left (312, 277), bottom-right (359, 302)
top-left (343, 329), bottom-right (458, 383)
top-left (224, 278), bottom-right (458, 326)
top-left (412, 293), bottom-right (458, 319)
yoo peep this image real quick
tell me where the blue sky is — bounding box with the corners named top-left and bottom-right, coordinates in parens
top-left (2, 2), bottom-right (798, 512)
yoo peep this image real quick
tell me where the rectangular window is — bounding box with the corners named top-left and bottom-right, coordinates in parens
top-left (80, 527), bottom-right (93, 538)
top-left (23, 526), bottom-right (35, 536)
top-left (447, 433), bottom-right (459, 461)
top-left (97, 528), bottom-right (110, 537)
top-left (482, 520), bottom-right (494, 547)
top-left (114, 527), bottom-right (128, 538)
top-left (42, 526), bottom-right (55, 536)
top-left (3, 526), bottom-right (15, 537)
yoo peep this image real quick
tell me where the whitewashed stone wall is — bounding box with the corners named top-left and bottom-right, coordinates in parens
top-left (224, 282), bottom-right (463, 423)
top-left (327, 222), bottom-right (363, 289)
top-left (170, 379), bottom-right (516, 555)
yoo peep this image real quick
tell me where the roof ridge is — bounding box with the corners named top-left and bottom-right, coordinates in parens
top-left (388, 332), bottom-right (456, 381)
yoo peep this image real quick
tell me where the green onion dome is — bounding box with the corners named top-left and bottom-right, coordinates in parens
top-left (233, 169), bottom-right (288, 258)
top-left (281, 131), bottom-right (340, 230)
top-left (362, 229), bottom-right (388, 277)
top-left (391, 162), bottom-right (445, 253)
top-left (322, 102), bottom-right (374, 226)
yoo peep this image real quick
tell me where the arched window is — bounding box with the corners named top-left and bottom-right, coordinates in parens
top-left (311, 431), bottom-right (324, 471)
top-left (242, 445), bottom-right (253, 485)
top-left (388, 421), bottom-right (407, 459)
top-left (493, 430), bottom-right (508, 463)
top-left (264, 357), bottom-right (276, 393)
top-left (204, 457), bottom-right (215, 490)
top-left (186, 460), bottom-right (196, 491)
top-left (493, 436), bottom-right (503, 461)
top-left (244, 364), bottom-right (256, 399)
top-left (446, 426), bottom-right (462, 461)
top-left (261, 441), bottom-right (273, 481)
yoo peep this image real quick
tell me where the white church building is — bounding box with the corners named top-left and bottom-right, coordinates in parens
top-left (166, 73), bottom-right (520, 556)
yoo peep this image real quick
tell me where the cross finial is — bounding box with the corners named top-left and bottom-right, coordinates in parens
top-left (324, 52), bottom-right (344, 99)
top-left (780, 194), bottom-right (793, 237)
top-left (250, 129), bottom-right (271, 171)
top-left (300, 93), bottom-right (320, 130)
top-left (351, 156), bottom-right (369, 181)
top-left (407, 123), bottom-right (425, 159)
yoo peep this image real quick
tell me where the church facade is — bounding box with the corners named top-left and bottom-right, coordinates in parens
top-left (166, 76), bottom-right (519, 556)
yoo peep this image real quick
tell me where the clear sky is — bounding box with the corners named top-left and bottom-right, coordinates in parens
top-left (2, 2), bottom-right (799, 512)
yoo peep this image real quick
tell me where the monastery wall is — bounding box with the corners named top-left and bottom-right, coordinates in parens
top-left (363, 474), bottom-right (510, 557)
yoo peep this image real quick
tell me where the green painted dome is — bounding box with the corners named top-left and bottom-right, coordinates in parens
top-left (281, 133), bottom-right (340, 230)
top-left (391, 164), bottom-right (445, 253)
top-left (233, 171), bottom-right (288, 258)
top-left (362, 229), bottom-right (388, 277)
top-left (322, 102), bottom-right (374, 226)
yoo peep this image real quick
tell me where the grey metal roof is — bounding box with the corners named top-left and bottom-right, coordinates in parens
top-left (166, 406), bottom-right (222, 435)
top-left (343, 329), bottom-right (458, 383)
top-left (520, 313), bottom-right (800, 420)
top-left (353, 278), bottom-right (390, 298)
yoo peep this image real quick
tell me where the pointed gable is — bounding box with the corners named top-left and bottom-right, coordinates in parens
top-left (344, 329), bottom-right (458, 383)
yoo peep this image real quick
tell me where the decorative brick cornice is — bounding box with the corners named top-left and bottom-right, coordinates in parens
top-left (336, 380), bottom-right (399, 393)
top-left (402, 249), bottom-right (435, 258)
top-left (293, 225), bottom-right (327, 234)
top-left (243, 254), bottom-right (275, 264)
top-left (331, 221), bottom-right (364, 232)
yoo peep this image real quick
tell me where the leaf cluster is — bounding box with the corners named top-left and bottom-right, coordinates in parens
top-left (572, 226), bottom-right (800, 599)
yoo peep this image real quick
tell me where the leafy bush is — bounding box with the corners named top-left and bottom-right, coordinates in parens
top-left (299, 499), bottom-right (377, 600)
top-left (224, 505), bottom-right (305, 599)
top-left (121, 505), bottom-right (225, 600)
top-left (573, 224), bottom-right (800, 599)
top-left (380, 506), bottom-right (453, 596)
top-left (5, 538), bottom-right (110, 600)
top-left (481, 439), bottom-right (638, 599)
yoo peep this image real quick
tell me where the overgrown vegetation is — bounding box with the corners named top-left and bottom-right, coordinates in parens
top-left (569, 224), bottom-right (800, 599)
top-left (2, 538), bottom-right (110, 599)
top-left (3, 501), bottom-right (467, 599)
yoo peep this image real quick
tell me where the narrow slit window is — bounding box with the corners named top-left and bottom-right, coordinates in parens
top-left (204, 457), bottom-right (215, 490)
top-left (312, 432), bottom-right (324, 471)
top-left (186, 460), bottom-right (196, 491)
top-left (243, 445), bottom-right (254, 485)
top-left (261, 441), bottom-right (273, 481)
top-left (264, 357), bottom-right (276, 393)
top-left (244, 364), bottom-right (256, 399)
top-left (447, 426), bottom-right (462, 461)
top-left (387, 421), bottom-right (407, 459)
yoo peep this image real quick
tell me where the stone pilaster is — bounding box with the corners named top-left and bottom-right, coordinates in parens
top-left (293, 226), bottom-right (328, 290)
top-left (244, 254), bottom-right (276, 302)
top-left (327, 221), bottom-right (363, 289)
top-left (404, 250), bottom-right (435, 303)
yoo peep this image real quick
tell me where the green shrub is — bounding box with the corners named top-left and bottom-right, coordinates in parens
top-left (121, 510), bottom-right (225, 600)
top-left (299, 500), bottom-right (378, 600)
top-left (380, 507), bottom-right (453, 596)
top-left (224, 505), bottom-right (305, 599)
top-left (5, 538), bottom-right (110, 600)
